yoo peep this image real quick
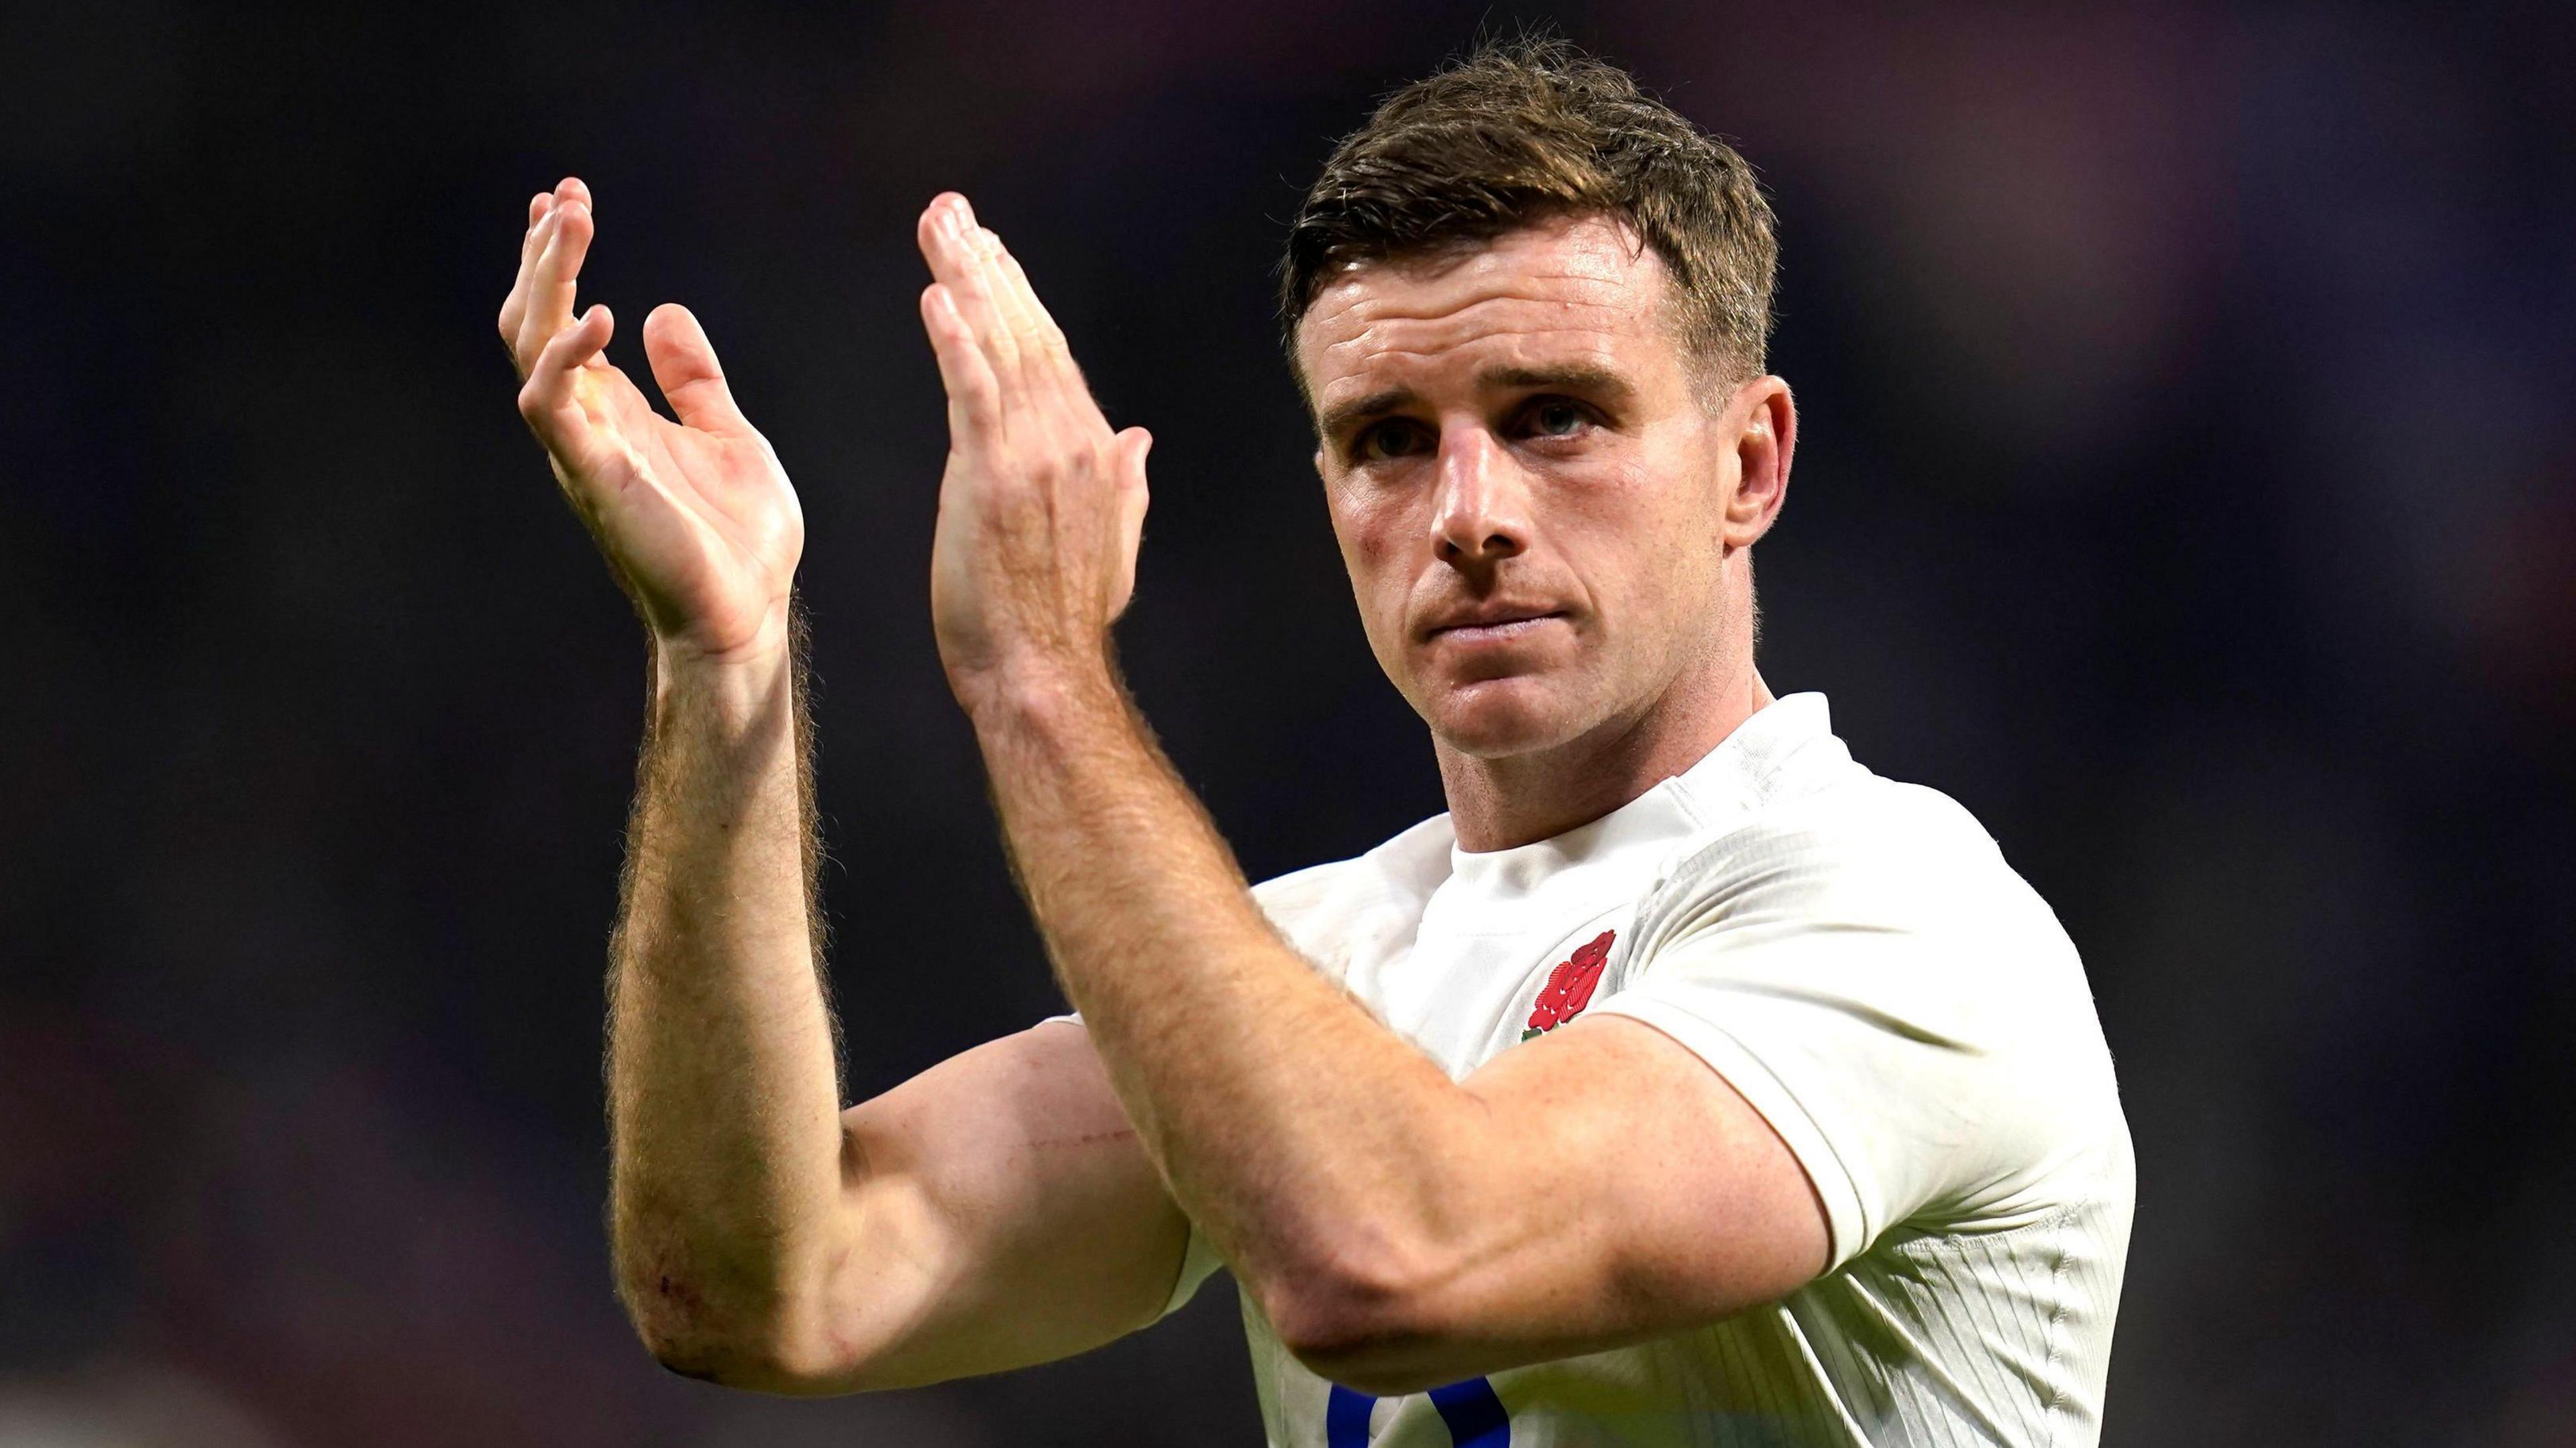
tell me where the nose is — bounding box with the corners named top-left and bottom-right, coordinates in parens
top-left (1430, 427), bottom-right (1529, 569)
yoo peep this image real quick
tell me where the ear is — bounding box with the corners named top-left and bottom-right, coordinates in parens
top-left (1721, 376), bottom-right (1795, 552)
top-left (1313, 445), bottom-right (1329, 483)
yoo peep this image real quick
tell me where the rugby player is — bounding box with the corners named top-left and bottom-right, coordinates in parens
top-left (499, 40), bottom-right (2134, 1445)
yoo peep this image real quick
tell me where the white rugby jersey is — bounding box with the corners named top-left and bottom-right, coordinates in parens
top-left (1155, 692), bottom-right (2134, 1447)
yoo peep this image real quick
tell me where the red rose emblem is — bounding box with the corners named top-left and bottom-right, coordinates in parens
top-left (1523, 930), bottom-right (1616, 1039)
top-left (1560, 956), bottom-right (1606, 1016)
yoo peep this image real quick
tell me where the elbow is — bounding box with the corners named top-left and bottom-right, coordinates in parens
top-left (617, 1268), bottom-right (855, 1395)
top-left (1256, 1237), bottom-right (1461, 1398)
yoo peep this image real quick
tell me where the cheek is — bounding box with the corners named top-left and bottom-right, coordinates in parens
top-left (1332, 475), bottom-right (1418, 551)
top-left (1556, 461), bottom-right (1711, 638)
top-left (1328, 492), bottom-right (1415, 621)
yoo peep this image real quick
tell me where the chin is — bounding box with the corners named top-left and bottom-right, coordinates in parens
top-left (1423, 673), bottom-right (1593, 759)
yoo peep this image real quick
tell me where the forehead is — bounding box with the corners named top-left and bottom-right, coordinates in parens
top-left (1295, 214), bottom-right (1684, 414)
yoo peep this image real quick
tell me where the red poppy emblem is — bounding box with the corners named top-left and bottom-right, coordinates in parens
top-left (1523, 930), bottom-right (1615, 1040)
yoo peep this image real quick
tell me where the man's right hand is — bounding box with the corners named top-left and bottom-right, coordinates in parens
top-left (500, 177), bottom-right (802, 665)
top-left (515, 178), bottom-right (1195, 1393)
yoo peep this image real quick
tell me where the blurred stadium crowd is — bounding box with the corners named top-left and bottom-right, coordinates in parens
top-left (1, 2), bottom-right (2569, 1443)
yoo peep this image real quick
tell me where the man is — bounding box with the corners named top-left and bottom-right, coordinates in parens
top-left (500, 40), bottom-right (2133, 1447)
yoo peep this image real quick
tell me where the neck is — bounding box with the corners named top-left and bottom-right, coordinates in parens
top-left (1435, 656), bottom-right (1775, 852)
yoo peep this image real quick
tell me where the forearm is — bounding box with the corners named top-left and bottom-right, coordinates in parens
top-left (973, 669), bottom-right (1477, 1312)
top-left (910, 196), bottom-right (1564, 1365)
top-left (606, 622), bottom-right (850, 1370)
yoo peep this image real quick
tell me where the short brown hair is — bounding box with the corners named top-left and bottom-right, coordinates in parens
top-left (1280, 38), bottom-right (1777, 392)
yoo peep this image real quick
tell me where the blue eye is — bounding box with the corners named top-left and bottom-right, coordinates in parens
top-left (1531, 400), bottom-right (1586, 437)
top-left (1358, 421), bottom-right (1426, 461)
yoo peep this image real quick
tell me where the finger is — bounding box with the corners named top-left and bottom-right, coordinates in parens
top-left (987, 241), bottom-right (1089, 412)
top-left (505, 203), bottom-right (564, 355)
top-left (916, 194), bottom-right (1022, 388)
top-left (518, 302), bottom-right (616, 450)
top-left (920, 283), bottom-right (1002, 441)
top-left (533, 194), bottom-right (595, 330)
top-left (974, 227), bottom-right (1044, 351)
top-left (967, 225), bottom-right (1034, 393)
top-left (642, 303), bottom-right (751, 437)
top-left (949, 210), bottom-right (1027, 386)
top-left (516, 192), bottom-right (596, 368)
top-left (523, 192), bottom-right (556, 268)
top-left (989, 243), bottom-right (1068, 364)
top-left (504, 206), bottom-right (564, 367)
top-left (497, 191), bottom-right (557, 357)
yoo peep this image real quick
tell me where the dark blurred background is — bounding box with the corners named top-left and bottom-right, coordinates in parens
top-left (3, 0), bottom-right (2572, 1443)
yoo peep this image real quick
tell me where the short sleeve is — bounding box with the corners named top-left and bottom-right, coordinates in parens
top-left (1034, 1011), bottom-right (1227, 1319)
top-left (1588, 789), bottom-right (2120, 1271)
top-left (1157, 1217), bottom-right (1226, 1319)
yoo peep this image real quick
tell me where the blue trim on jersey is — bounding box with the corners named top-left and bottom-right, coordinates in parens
top-left (1326, 1378), bottom-right (1509, 1447)
top-left (1326, 1385), bottom-right (1376, 1447)
top-left (1428, 1378), bottom-right (1511, 1447)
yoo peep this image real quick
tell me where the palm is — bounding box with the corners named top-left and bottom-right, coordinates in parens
top-left (549, 354), bottom-right (800, 657)
top-left (502, 180), bottom-right (801, 661)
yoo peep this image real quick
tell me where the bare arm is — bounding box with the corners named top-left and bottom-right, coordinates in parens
top-left (500, 179), bottom-right (1186, 1392)
top-left (608, 649), bottom-right (1186, 1390)
top-left (912, 196), bottom-right (1828, 1396)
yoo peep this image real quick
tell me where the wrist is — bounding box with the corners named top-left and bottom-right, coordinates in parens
top-left (652, 594), bottom-right (797, 674)
top-left (956, 653), bottom-right (1126, 744)
top-left (653, 628), bottom-right (798, 727)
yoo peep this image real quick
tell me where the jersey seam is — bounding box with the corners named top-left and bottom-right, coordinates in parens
top-left (1884, 1186), bottom-right (2102, 1448)
top-left (2037, 1230), bottom-right (2074, 1448)
top-left (1883, 1193), bottom-right (2090, 1256)
top-left (2037, 1145), bottom-right (2121, 1447)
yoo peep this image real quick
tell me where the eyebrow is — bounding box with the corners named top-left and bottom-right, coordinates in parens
top-left (1317, 387), bottom-right (1419, 445)
top-left (1315, 364), bottom-right (1638, 444)
top-left (1487, 364), bottom-right (1635, 405)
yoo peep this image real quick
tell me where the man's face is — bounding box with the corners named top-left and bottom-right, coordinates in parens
top-left (1296, 214), bottom-right (1776, 760)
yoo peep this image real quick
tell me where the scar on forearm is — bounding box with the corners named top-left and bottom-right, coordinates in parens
top-left (1026, 1127), bottom-right (1138, 1152)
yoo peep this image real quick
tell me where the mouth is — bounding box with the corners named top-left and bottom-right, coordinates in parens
top-left (1424, 609), bottom-right (1568, 646)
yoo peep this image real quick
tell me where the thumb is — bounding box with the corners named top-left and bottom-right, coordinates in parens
top-left (643, 302), bottom-right (750, 435)
top-left (1115, 425), bottom-right (1152, 537)
top-left (1110, 426), bottom-right (1153, 618)
top-left (1114, 426), bottom-right (1153, 484)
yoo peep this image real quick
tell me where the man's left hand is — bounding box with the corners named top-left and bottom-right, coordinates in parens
top-left (916, 192), bottom-right (1152, 714)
